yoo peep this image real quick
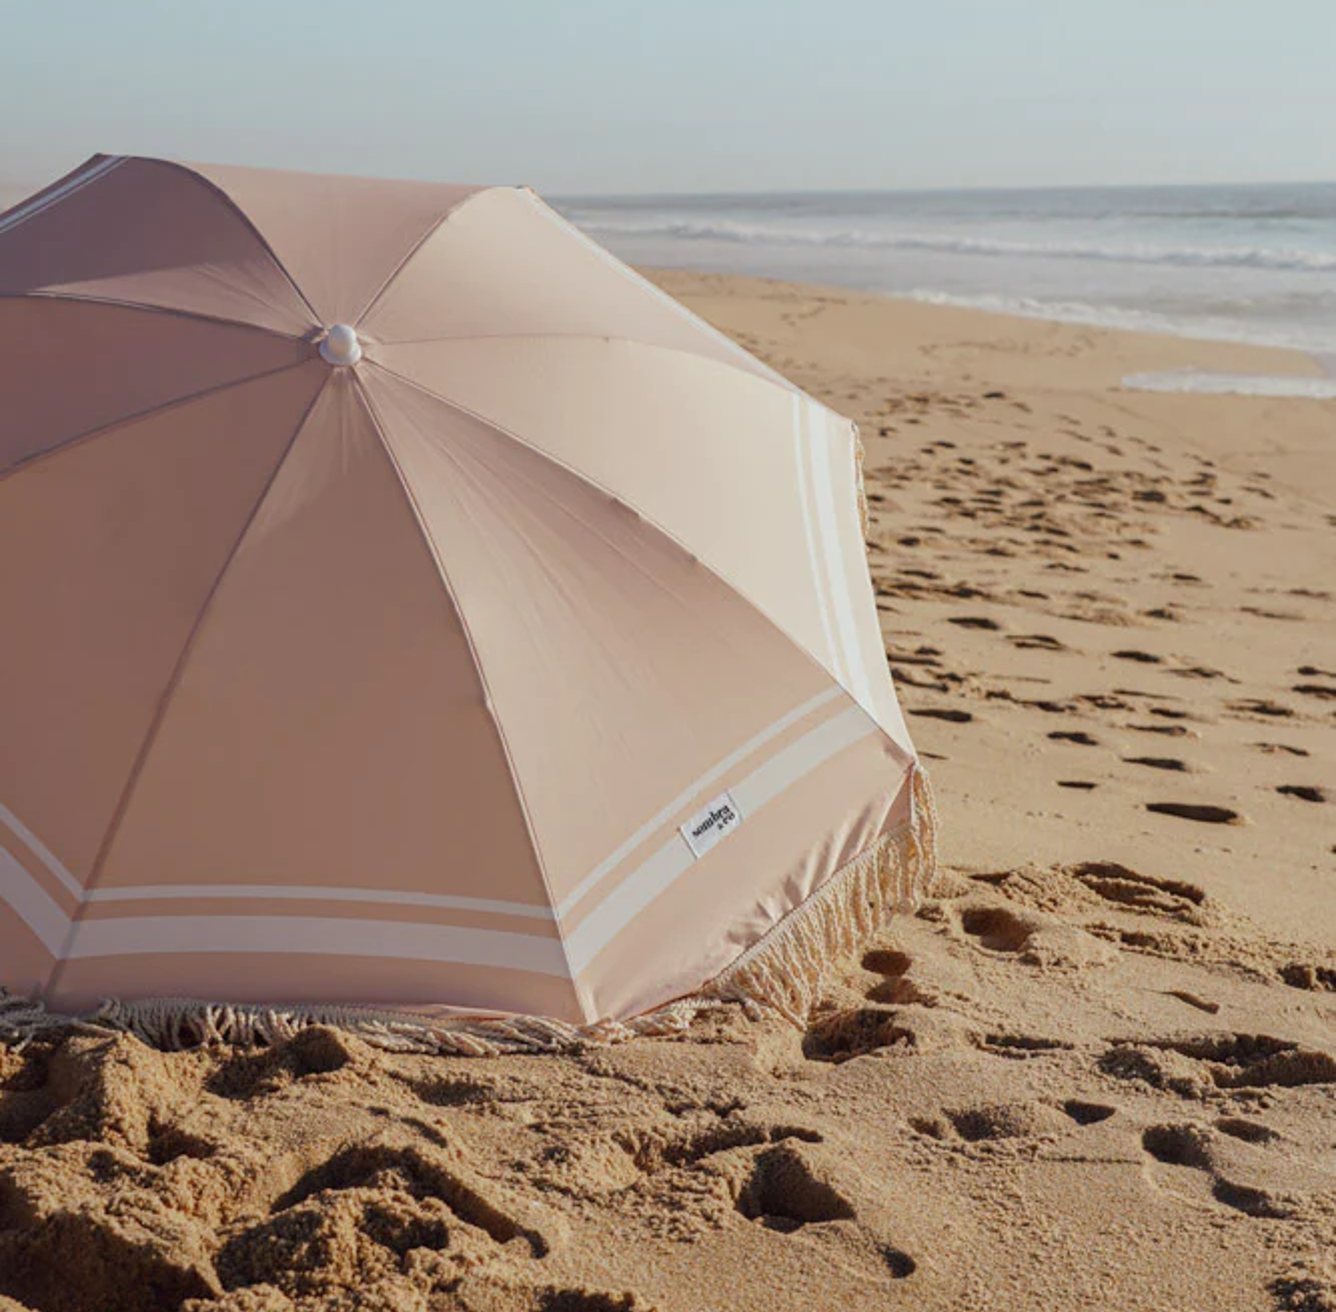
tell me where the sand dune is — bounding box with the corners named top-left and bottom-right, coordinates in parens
top-left (0, 275), bottom-right (1331, 1311)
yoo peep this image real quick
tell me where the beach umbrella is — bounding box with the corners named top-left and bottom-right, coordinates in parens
top-left (0, 156), bottom-right (934, 1047)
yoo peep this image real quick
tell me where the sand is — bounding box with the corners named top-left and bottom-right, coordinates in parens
top-left (1, 275), bottom-right (1332, 1312)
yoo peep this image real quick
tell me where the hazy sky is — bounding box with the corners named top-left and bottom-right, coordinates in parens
top-left (2, 1), bottom-right (1333, 196)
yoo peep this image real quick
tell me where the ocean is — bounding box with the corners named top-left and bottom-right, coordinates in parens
top-left (4, 174), bottom-right (1332, 393)
top-left (558, 182), bottom-right (1336, 391)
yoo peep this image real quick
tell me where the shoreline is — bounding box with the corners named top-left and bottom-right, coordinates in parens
top-left (648, 269), bottom-right (1336, 508)
top-left (643, 266), bottom-right (1335, 378)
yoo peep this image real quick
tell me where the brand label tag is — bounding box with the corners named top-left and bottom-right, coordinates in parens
top-left (679, 791), bottom-right (744, 858)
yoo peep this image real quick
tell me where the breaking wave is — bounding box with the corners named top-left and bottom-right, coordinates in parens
top-left (897, 289), bottom-right (1336, 354)
top-left (572, 216), bottom-right (1336, 275)
top-left (1122, 370), bottom-right (1336, 398)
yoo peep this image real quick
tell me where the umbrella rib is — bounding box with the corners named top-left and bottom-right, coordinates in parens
top-left (149, 158), bottom-right (324, 328)
top-left (364, 358), bottom-right (864, 707)
top-left (40, 373), bottom-right (334, 1000)
top-left (525, 193), bottom-right (796, 388)
top-left (352, 187), bottom-right (494, 329)
top-left (0, 289), bottom-right (310, 341)
top-left (368, 331), bottom-right (816, 416)
top-left (348, 372), bottom-right (585, 1009)
top-left (0, 357), bottom-right (316, 482)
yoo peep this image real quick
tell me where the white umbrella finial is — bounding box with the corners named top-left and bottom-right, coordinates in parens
top-left (319, 323), bottom-right (362, 366)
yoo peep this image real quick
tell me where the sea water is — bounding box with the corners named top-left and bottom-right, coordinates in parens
top-left (557, 182), bottom-right (1336, 388)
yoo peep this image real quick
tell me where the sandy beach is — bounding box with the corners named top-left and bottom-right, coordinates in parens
top-left (1, 274), bottom-right (1332, 1312)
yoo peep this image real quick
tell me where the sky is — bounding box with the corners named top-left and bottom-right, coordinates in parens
top-left (2, 1), bottom-right (1334, 197)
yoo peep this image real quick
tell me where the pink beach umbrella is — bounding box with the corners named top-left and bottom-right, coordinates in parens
top-left (0, 156), bottom-right (934, 1047)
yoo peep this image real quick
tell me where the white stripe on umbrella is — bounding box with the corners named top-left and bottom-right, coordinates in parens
top-left (0, 687), bottom-right (846, 944)
top-left (563, 703), bottom-right (881, 973)
top-left (791, 393), bottom-right (843, 681)
top-left (0, 802), bottom-right (84, 900)
top-left (555, 684), bottom-right (843, 919)
top-left (2, 702), bottom-right (884, 977)
top-left (805, 396), bottom-right (878, 717)
top-left (65, 913), bottom-right (570, 973)
top-left (86, 882), bottom-right (556, 919)
top-left (0, 845), bottom-right (73, 954)
top-left (0, 156), bottom-right (125, 237)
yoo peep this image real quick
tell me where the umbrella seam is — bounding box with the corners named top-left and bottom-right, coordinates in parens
top-left (364, 329), bottom-right (813, 407)
top-left (349, 373), bottom-right (587, 1017)
top-left (366, 358), bottom-right (882, 727)
top-left (0, 289), bottom-right (310, 341)
top-left (525, 193), bottom-right (797, 390)
top-left (41, 372), bottom-right (334, 1001)
top-left (352, 187), bottom-right (498, 330)
top-left (0, 357), bottom-right (316, 482)
top-left (150, 157), bottom-right (323, 329)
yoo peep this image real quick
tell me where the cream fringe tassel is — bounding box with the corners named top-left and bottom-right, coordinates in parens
top-left (703, 763), bottom-right (938, 1025)
top-left (852, 420), bottom-right (871, 539)
top-left (0, 767), bottom-right (937, 1057)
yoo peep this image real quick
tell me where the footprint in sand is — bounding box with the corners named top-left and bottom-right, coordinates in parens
top-left (912, 1099), bottom-right (1070, 1145)
top-left (1215, 1117), bottom-right (1279, 1144)
top-left (1124, 755), bottom-right (1192, 772)
top-left (1144, 802), bottom-right (1241, 825)
top-left (1278, 963), bottom-right (1336, 992)
top-left (1138, 1122), bottom-right (1321, 1220)
top-left (803, 1008), bottom-right (916, 1063)
top-left (730, 1142), bottom-right (855, 1232)
top-left (1275, 785), bottom-right (1326, 804)
top-left (887, 645), bottom-right (945, 668)
top-left (891, 665), bottom-right (952, 693)
top-left (1102, 1032), bottom-right (1336, 1097)
top-left (956, 906), bottom-right (1037, 954)
top-left (619, 1121), bottom-right (823, 1177)
top-left (527, 1288), bottom-right (658, 1309)
top-left (1068, 862), bottom-right (1208, 924)
top-left (1228, 698), bottom-right (1295, 719)
top-left (879, 1247), bottom-right (918, 1279)
top-left (973, 1032), bottom-right (1073, 1060)
top-left (1049, 730), bottom-right (1098, 746)
top-left (205, 1025), bottom-right (358, 1100)
top-left (910, 707), bottom-right (974, 723)
top-left (861, 949), bottom-right (936, 1006)
top-left (1253, 742), bottom-right (1309, 756)
top-left (1112, 650), bottom-right (1162, 664)
top-left (259, 1140), bottom-right (547, 1254)
top-left (1293, 681), bottom-right (1336, 701)
top-left (1057, 780), bottom-right (1097, 790)
top-left (1169, 665), bottom-right (1229, 681)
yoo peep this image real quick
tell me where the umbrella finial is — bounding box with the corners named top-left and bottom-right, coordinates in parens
top-left (319, 324), bottom-right (362, 366)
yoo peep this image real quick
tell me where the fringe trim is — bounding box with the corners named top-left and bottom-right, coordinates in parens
top-left (0, 990), bottom-right (735, 1059)
top-left (852, 420), bottom-right (870, 539)
top-left (0, 767), bottom-right (937, 1056)
top-left (704, 763), bottom-right (938, 1025)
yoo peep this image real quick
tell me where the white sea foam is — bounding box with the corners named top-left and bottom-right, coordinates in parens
top-left (576, 216), bottom-right (1336, 274)
top-left (1122, 370), bottom-right (1336, 398)
top-left (899, 289), bottom-right (1336, 355)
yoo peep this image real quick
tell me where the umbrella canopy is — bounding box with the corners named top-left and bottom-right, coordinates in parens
top-left (0, 155), bottom-right (932, 1036)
